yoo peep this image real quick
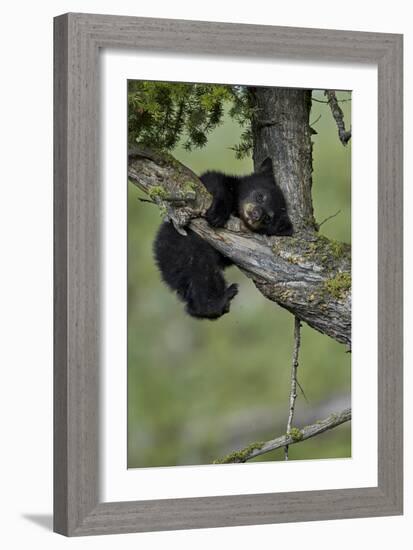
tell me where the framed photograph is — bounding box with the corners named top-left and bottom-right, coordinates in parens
top-left (53, 13), bottom-right (403, 536)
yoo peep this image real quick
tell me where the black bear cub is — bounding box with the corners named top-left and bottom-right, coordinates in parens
top-left (153, 158), bottom-right (293, 320)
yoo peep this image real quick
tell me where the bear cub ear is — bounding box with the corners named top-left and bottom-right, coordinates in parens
top-left (258, 157), bottom-right (273, 175)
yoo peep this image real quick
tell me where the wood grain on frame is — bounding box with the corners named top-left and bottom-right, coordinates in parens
top-left (53, 13), bottom-right (403, 536)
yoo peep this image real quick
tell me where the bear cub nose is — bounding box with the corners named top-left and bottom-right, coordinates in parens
top-left (251, 206), bottom-right (263, 221)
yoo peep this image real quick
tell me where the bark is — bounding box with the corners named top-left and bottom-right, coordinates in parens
top-left (250, 87), bottom-right (316, 233)
top-left (324, 90), bottom-right (352, 145)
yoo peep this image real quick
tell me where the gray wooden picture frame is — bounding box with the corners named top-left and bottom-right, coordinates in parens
top-left (53, 13), bottom-right (403, 536)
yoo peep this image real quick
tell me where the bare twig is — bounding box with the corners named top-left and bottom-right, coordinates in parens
top-left (324, 90), bottom-right (352, 145)
top-left (310, 114), bottom-right (322, 126)
top-left (312, 97), bottom-right (352, 104)
top-left (284, 316), bottom-right (302, 460)
top-left (214, 408), bottom-right (351, 464)
top-left (296, 379), bottom-right (309, 403)
top-left (318, 209), bottom-right (342, 228)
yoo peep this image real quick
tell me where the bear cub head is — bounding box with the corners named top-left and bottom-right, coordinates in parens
top-left (237, 158), bottom-right (293, 236)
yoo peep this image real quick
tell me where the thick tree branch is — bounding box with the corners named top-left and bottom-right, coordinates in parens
top-left (214, 408), bottom-right (351, 464)
top-left (128, 146), bottom-right (212, 231)
top-left (128, 150), bottom-right (351, 347)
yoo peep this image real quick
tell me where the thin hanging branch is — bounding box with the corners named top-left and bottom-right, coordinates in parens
top-left (214, 408), bottom-right (351, 464)
top-left (324, 90), bottom-right (352, 146)
top-left (284, 317), bottom-right (302, 460)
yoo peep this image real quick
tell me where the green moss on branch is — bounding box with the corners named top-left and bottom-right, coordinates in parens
top-left (324, 272), bottom-right (351, 300)
top-left (213, 441), bottom-right (265, 464)
top-left (288, 427), bottom-right (304, 442)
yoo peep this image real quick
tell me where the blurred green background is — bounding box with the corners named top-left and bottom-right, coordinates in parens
top-left (128, 88), bottom-right (351, 468)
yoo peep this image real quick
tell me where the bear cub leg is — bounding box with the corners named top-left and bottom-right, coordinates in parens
top-left (185, 277), bottom-right (238, 319)
top-left (153, 222), bottom-right (238, 320)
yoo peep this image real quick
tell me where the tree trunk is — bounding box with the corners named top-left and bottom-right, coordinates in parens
top-left (250, 87), bottom-right (316, 233)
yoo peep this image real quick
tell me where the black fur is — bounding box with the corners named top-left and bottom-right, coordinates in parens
top-left (153, 158), bottom-right (293, 319)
